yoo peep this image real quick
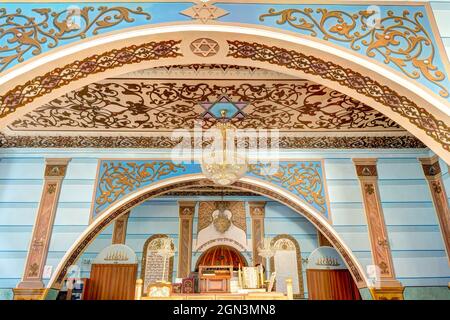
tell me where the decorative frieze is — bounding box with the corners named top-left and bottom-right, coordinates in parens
top-left (0, 133), bottom-right (425, 149)
top-left (353, 158), bottom-right (403, 299)
top-left (177, 202), bottom-right (196, 279)
top-left (15, 158), bottom-right (70, 299)
top-left (419, 156), bottom-right (450, 264)
top-left (249, 201), bottom-right (266, 266)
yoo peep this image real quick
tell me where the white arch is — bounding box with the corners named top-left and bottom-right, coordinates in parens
top-left (1, 23), bottom-right (448, 116)
top-left (0, 24), bottom-right (448, 163)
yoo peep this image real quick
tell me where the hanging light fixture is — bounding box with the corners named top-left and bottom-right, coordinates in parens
top-left (201, 110), bottom-right (247, 186)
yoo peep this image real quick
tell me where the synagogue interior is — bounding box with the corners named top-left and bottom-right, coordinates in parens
top-left (0, 0), bottom-right (449, 301)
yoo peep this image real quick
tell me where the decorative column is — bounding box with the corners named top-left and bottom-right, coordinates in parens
top-left (14, 158), bottom-right (70, 300)
top-left (353, 158), bottom-right (403, 300)
top-left (249, 201), bottom-right (266, 266)
top-left (419, 156), bottom-right (450, 264)
top-left (112, 212), bottom-right (129, 245)
top-left (177, 201), bottom-right (196, 278)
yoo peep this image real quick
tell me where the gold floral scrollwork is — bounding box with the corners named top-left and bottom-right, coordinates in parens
top-left (0, 39), bottom-right (181, 119)
top-left (227, 40), bottom-right (450, 152)
top-left (95, 161), bottom-right (186, 213)
top-left (0, 6), bottom-right (151, 72)
top-left (248, 162), bottom-right (326, 214)
top-left (259, 8), bottom-right (448, 97)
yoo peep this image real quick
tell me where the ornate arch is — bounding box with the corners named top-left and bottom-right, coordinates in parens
top-left (141, 234), bottom-right (174, 293)
top-left (46, 174), bottom-right (370, 300)
top-left (0, 26), bottom-right (448, 162)
top-left (270, 234), bottom-right (304, 299)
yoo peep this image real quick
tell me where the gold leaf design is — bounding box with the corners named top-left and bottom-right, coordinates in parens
top-left (0, 39), bottom-right (181, 119)
top-left (10, 80), bottom-right (399, 131)
top-left (248, 162), bottom-right (326, 213)
top-left (95, 161), bottom-right (186, 213)
top-left (0, 6), bottom-right (151, 72)
top-left (259, 8), bottom-right (448, 97)
top-left (0, 133), bottom-right (426, 149)
top-left (227, 40), bottom-right (450, 152)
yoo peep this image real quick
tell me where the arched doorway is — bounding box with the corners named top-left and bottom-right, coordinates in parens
top-left (47, 175), bottom-right (370, 299)
top-left (195, 245), bottom-right (248, 270)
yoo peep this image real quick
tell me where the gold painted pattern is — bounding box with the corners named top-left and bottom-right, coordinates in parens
top-left (10, 80), bottom-right (400, 131)
top-left (0, 6), bottom-right (151, 72)
top-left (260, 8), bottom-right (448, 97)
top-left (0, 40), bottom-right (181, 119)
top-left (248, 162), bottom-right (326, 214)
top-left (227, 40), bottom-right (450, 152)
top-left (0, 133), bottom-right (426, 149)
top-left (95, 161), bottom-right (186, 213)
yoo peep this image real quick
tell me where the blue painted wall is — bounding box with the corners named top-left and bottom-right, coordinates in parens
top-left (0, 148), bottom-right (449, 299)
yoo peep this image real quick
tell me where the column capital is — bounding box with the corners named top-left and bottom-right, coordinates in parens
top-left (249, 201), bottom-right (266, 218)
top-left (44, 158), bottom-right (71, 179)
top-left (353, 158), bottom-right (378, 178)
top-left (419, 156), bottom-right (441, 179)
top-left (178, 201), bottom-right (196, 219)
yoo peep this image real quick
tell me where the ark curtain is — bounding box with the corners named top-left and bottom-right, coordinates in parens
top-left (306, 269), bottom-right (361, 300)
top-left (84, 264), bottom-right (138, 300)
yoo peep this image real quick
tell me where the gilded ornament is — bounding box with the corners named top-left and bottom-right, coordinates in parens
top-left (259, 8), bottom-right (448, 97)
top-left (248, 162), bottom-right (326, 214)
top-left (365, 184), bottom-right (375, 195)
top-left (11, 80), bottom-right (399, 131)
top-left (95, 161), bottom-right (186, 213)
top-left (0, 133), bottom-right (427, 149)
top-left (213, 211), bottom-right (232, 234)
top-left (47, 183), bottom-right (56, 194)
top-left (227, 40), bottom-right (450, 152)
top-left (0, 40), bottom-right (181, 120)
top-left (0, 6), bottom-right (151, 72)
top-left (28, 263), bottom-right (39, 277)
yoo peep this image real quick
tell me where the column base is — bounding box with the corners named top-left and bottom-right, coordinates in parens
top-left (370, 282), bottom-right (404, 300)
top-left (13, 288), bottom-right (46, 300)
top-left (16, 279), bottom-right (45, 289)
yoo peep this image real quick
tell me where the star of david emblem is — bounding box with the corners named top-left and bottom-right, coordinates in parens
top-left (180, 2), bottom-right (229, 23)
top-left (190, 38), bottom-right (219, 57)
top-left (200, 95), bottom-right (247, 120)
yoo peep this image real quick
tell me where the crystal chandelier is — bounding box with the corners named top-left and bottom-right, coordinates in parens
top-left (201, 110), bottom-right (247, 186)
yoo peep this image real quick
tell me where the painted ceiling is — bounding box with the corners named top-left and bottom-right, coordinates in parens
top-left (0, 64), bottom-right (425, 149)
top-left (8, 64), bottom-right (400, 133)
